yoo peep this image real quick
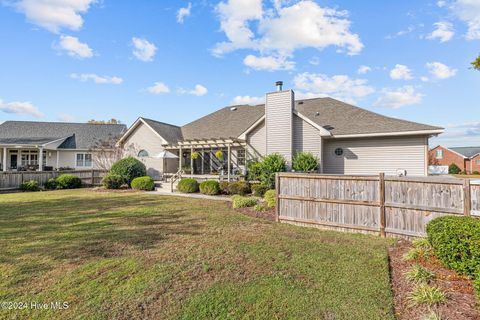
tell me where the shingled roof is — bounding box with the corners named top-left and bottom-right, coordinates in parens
top-left (142, 118), bottom-right (183, 144)
top-left (0, 121), bottom-right (126, 149)
top-left (449, 146), bottom-right (480, 158)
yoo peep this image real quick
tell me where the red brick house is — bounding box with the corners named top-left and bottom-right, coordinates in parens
top-left (429, 145), bottom-right (480, 173)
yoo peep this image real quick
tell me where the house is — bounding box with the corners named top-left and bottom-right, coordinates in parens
top-left (429, 145), bottom-right (480, 173)
top-left (0, 121), bottom-right (126, 172)
top-left (118, 82), bottom-right (443, 179)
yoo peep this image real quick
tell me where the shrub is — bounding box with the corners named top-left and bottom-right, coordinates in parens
top-left (405, 264), bottom-right (435, 284)
top-left (110, 157), bottom-right (146, 186)
top-left (448, 163), bottom-right (461, 174)
top-left (219, 181), bottom-right (230, 194)
top-left (251, 184), bottom-right (269, 197)
top-left (259, 154), bottom-right (286, 189)
top-left (131, 176), bottom-right (155, 191)
top-left (473, 171), bottom-right (480, 175)
top-left (199, 180), bottom-right (220, 195)
top-left (292, 152), bottom-right (319, 172)
top-left (402, 247), bottom-right (432, 261)
top-left (227, 181), bottom-right (251, 195)
top-left (101, 173), bottom-right (124, 189)
top-left (232, 196), bottom-right (258, 209)
top-left (264, 189), bottom-right (276, 208)
top-left (247, 160), bottom-right (262, 181)
top-left (56, 174), bottom-right (82, 189)
top-left (44, 178), bottom-right (58, 190)
top-left (177, 178), bottom-right (199, 193)
top-left (473, 271), bottom-right (480, 298)
top-left (20, 180), bottom-right (40, 192)
top-left (427, 216), bottom-right (480, 277)
top-left (407, 284), bottom-right (446, 306)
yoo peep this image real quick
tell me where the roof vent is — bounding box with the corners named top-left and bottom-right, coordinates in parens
top-left (315, 112), bottom-right (320, 116)
top-left (275, 81), bottom-right (283, 92)
top-left (298, 101), bottom-right (304, 105)
top-left (230, 107), bottom-right (237, 111)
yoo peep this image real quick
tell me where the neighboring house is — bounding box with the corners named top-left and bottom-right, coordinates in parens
top-left (118, 82), bottom-right (443, 178)
top-left (429, 145), bottom-right (480, 173)
top-left (0, 121), bottom-right (126, 172)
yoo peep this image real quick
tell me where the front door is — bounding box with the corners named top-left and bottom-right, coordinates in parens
top-left (10, 154), bottom-right (17, 169)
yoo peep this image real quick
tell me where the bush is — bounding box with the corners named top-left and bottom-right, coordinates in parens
top-left (473, 171), bottom-right (480, 175)
top-left (227, 181), bottom-right (250, 195)
top-left (177, 178), bottom-right (199, 193)
top-left (427, 216), bottom-right (480, 277)
top-left (56, 174), bottom-right (82, 189)
top-left (232, 195), bottom-right (258, 209)
top-left (110, 157), bottom-right (146, 186)
top-left (20, 180), bottom-right (40, 192)
top-left (219, 181), bottom-right (230, 194)
top-left (101, 173), bottom-right (124, 189)
top-left (292, 152), bottom-right (319, 172)
top-left (131, 176), bottom-right (155, 191)
top-left (251, 184), bottom-right (269, 197)
top-left (474, 271), bottom-right (480, 298)
top-left (264, 189), bottom-right (276, 208)
top-left (199, 180), bottom-right (220, 195)
top-left (448, 163), bottom-right (461, 174)
top-left (44, 178), bottom-right (58, 190)
top-left (247, 160), bottom-right (262, 181)
top-left (254, 203), bottom-right (268, 212)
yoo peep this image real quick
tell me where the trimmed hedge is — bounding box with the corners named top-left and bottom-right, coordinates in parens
top-left (102, 173), bottom-right (124, 189)
top-left (448, 163), bottom-right (461, 174)
top-left (251, 184), bottom-right (269, 197)
top-left (44, 178), bottom-right (58, 190)
top-left (20, 180), bottom-right (40, 192)
top-left (110, 157), bottom-right (146, 186)
top-left (56, 174), bottom-right (82, 189)
top-left (292, 152), bottom-right (319, 172)
top-left (177, 178), bottom-right (199, 193)
top-left (131, 176), bottom-right (155, 191)
top-left (264, 189), bottom-right (276, 208)
top-left (426, 216), bottom-right (480, 277)
top-left (218, 181), bottom-right (251, 195)
top-left (232, 196), bottom-right (258, 209)
top-left (199, 180), bottom-right (220, 195)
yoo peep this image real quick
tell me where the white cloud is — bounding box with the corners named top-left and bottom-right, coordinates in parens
top-left (437, 1), bottom-right (447, 8)
top-left (70, 73), bottom-right (123, 84)
top-left (390, 64), bottom-right (413, 80)
top-left (431, 121), bottom-right (480, 146)
top-left (179, 84), bottom-right (208, 96)
top-left (293, 72), bottom-right (375, 104)
top-left (177, 3), bottom-right (192, 23)
top-left (309, 56), bottom-right (320, 65)
top-left (426, 62), bottom-right (457, 79)
top-left (421, 76), bottom-right (429, 82)
top-left (56, 35), bottom-right (93, 59)
top-left (213, 0), bottom-right (363, 69)
top-left (243, 54), bottom-right (294, 71)
top-left (0, 99), bottom-right (43, 118)
top-left (231, 95), bottom-right (264, 105)
top-left (427, 21), bottom-right (454, 42)
top-left (385, 25), bottom-right (415, 39)
top-left (132, 37), bottom-right (157, 62)
top-left (357, 65), bottom-right (371, 74)
top-left (450, 0), bottom-right (480, 40)
top-left (146, 82), bottom-right (170, 94)
top-left (374, 86), bottom-right (423, 108)
top-left (14, 0), bottom-right (96, 33)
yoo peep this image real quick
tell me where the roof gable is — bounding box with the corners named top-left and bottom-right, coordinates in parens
top-left (449, 146), bottom-right (480, 158)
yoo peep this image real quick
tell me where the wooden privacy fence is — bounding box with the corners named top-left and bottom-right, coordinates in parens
top-left (0, 170), bottom-right (107, 190)
top-left (276, 173), bottom-right (480, 238)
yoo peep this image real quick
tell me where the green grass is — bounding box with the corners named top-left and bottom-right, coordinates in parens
top-left (0, 189), bottom-right (396, 319)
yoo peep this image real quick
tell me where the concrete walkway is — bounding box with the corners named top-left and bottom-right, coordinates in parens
top-left (146, 190), bottom-right (232, 201)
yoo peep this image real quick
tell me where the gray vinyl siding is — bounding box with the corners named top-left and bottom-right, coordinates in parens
top-left (122, 122), bottom-right (167, 178)
top-left (266, 90), bottom-right (293, 164)
top-left (293, 114), bottom-right (322, 171)
top-left (323, 136), bottom-right (427, 176)
top-left (246, 120), bottom-right (266, 159)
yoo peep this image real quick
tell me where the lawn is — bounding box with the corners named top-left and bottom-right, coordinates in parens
top-left (0, 190), bottom-right (395, 319)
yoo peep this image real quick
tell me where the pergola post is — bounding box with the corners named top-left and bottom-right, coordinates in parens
top-left (179, 146), bottom-right (182, 171)
top-left (56, 151), bottom-right (60, 170)
top-left (190, 147), bottom-right (194, 176)
top-left (227, 144), bottom-right (231, 182)
top-left (201, 148), bottom-right (204, 175)
top-left (2, 147), bottom-right (6, 172)
top-left (38, 147), bottom-right (44, 171)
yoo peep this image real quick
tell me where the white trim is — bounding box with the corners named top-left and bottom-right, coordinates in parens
top-left (331, 129), bottom-right (444, 139)
top-left (42, 136), bottom-right (70, 149)
top-left (238, 116), bottom-right (265, 140)
top-left (74, 152), bottom-right (93, 169)
top-left (117, 117), bottom-right (168, 146)
top-left (293, 110), bottom-right (332, 137)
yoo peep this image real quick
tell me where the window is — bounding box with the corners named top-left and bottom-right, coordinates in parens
top-left (476, 160), bottom-right (480, 166)
top-left (237, 149), bottom-right (246, 166)
top-left (334, 148), bottom-right (344, 156)
top-left (76, 153), bottom-right (93, 167)
top-left (138, 150), bottom-right (149, 157)
top-left (436, 150), bottom-right (443, 159)
top-left (20, 150), bottom-right (39, 166)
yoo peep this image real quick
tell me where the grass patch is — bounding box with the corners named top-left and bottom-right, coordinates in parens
top-left (408, 284), bottom-right (446, 306)
top-left (0, 189), bottom-right (395, 319)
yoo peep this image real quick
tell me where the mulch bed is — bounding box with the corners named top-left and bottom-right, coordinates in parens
top-left (235, 207), bottom-right (276, 221)
top-left (389, 239), bottom-right (479, 320)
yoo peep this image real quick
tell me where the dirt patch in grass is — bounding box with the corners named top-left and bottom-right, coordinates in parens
top-left (389, 239), bottom-right (479, 320)
top-left (235, 207), bottom-right (276, 221)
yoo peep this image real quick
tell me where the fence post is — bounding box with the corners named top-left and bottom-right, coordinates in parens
top-left (379, 173), bottom-right (386, 237)
top-left (91, 170), bottom-right (95, 186)
top-left (275, 173), bottom-right (280, 223)
top-left (20, 172), bottom-right (24, 184)
top-left (463, 179), bottom-right (471, 216)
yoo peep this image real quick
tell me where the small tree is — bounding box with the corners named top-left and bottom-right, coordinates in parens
top-left (110, 157), bottom-right (147, 186)
top-left (471, 55), bottom-right (480, 71)
top-left (448, 163), bottom-right (461, 174)
top-left (90, 136), bottom-right (138, 170)
top-left (292, 152), bottom-right (319, 172)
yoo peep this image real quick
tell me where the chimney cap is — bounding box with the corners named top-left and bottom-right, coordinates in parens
top-left (275, 81), bottom-right (283, 86)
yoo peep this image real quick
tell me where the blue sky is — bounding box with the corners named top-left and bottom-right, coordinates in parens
top-left (0, 0), bottom-right (479, 147)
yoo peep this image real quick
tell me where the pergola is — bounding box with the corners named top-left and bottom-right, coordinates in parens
top-left (165, 137), bottom-right (247, 181)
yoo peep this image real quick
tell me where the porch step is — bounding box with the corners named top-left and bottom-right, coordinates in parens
top-left (154, 180), bottom-right (177, 193)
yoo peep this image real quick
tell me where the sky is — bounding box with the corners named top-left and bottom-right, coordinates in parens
top-left (0, 0), bottom-right (479, 147)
